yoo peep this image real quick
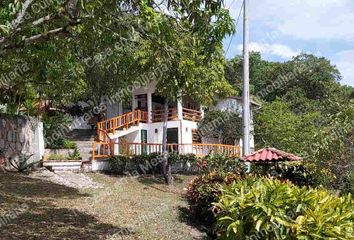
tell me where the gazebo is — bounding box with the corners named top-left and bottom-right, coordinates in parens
top-left (242, 148), bottom-right (302, 163)
top-left (241, 148), bottom-right (302, 174)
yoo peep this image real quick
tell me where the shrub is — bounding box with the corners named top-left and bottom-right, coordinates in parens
top-left (134, 153), bottom-right (163, 174)
top-left (43, 112), bottom-right (73, 147)
top-left (8, 154), bottom-right (41, 173)
top-left (215, 177), bottom-right (354, 240)
top-left (108, 155), bottom-right (130, 174)
top-left (68, 148), bottom-right (81, 160)
top-left (186, 171), bottom-right (242, 228)
top-left (47, 139), bottom-right (77, 149)
top-left (200, 154), bottom-right (245, 173)
top-left (47, 154), bottom-right (66, 160)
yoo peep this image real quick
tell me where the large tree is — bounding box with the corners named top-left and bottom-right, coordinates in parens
top-left (227, 53), bottom-right (354, 193)
top-left (1, 0), bottom-right (236, 184)
top-left (1, 0), bottom-right (235, 110)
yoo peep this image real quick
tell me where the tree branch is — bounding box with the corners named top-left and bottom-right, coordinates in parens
top-left (1, 20), bottom-right (81, 52)
top-left (10, 0), bottom-right (35, 30)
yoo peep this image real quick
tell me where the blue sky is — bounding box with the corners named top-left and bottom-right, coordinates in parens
top-left (223, 0), bottom-right (354, 86)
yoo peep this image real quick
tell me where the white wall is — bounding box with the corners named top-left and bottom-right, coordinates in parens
top-left (215, 98), bottom-right (256, 152)
top-left (125, 130), bottom-right (141, 143)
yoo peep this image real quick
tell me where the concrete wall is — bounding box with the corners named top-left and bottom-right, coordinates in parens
top-left (0, 114), bottom-right (45, 166)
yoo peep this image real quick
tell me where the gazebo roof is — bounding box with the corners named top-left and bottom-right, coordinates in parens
top-left (242, 148), bottom-right (302, 163)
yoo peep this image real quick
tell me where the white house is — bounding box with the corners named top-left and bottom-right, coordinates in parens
top-left (214, 96), bottom-right (261, 154)
top-left (90, 82), bottom-right (259, 170)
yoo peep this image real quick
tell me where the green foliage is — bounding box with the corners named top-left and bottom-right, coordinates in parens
top-left (68, 148), bottom-right (81, 161)
top-left (186, 171), bottom-right (242, 228)
top-left (215, 177), bottom-right (354, 240)
top-left (201, 154), bottom-right (245, 174)
top-left (1, 0), bottom-right (235, 114)
top-left (8, 153), bottom-right (40, 173)
top-left (198, 110), bottom-right (242, 145)
top-left (255, 99), bottom-right (354, 193)
top-left (47, 154), bottom-right (66, 161)
top-left (108, 155), bottom-right (130, 174)
top-left (133, 153), bottom-right (163, 174)
top-left (254, 99), bottom-right (320, 156)
top-left (227, 52), bottom-right (354, 193)
top-left (46, 139), bottom-right (77, 150)
top-left (108, 153), bottom-right (199, 175)
top-left (43, 112), bottom-right (74, 148)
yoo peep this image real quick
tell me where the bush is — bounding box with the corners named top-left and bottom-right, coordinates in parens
top-left (108, 153), bottom-right (201, 175)
top-left (133, 153), bottom-right (163, 174)
top-left (8, 153), bottom-right (41, 173)
top-left (68, 148), bottom-right (81, 160)
top-left (201, 154), bottom-right (245, 173)
top-left (215, 177), bottom-right (354, 240)
top-left (47, 139), bottom-right (77, 149)
top-left (43, 112), bottom-right (73, 147)
top-left (47, 154), bottom-right (66, 160)
top-left (186, 171), bottom-right (242, 228)
top-left (108, 155), bottom-right (130, 174)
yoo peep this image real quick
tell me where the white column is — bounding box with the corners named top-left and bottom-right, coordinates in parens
top-left (118, 102), bottom-right (123, 115)
top-left (147, 92), bottom-right (152, 122)
top-left (177, 98), bottom-right (183, 120)
top-left (114, 138), bottom-right (119, 155)
top-left (132, 94), bottom-right (137, 112)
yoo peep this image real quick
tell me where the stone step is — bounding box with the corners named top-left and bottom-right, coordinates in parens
top-left (66, 129), bottom-right (96, 141)
top-left (43, 161), bottom-right (82, 172)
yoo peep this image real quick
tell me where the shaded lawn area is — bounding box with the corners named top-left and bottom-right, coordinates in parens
top-left (0, 173), bottom-right (207, 240)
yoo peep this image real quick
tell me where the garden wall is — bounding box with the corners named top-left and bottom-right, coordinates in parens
top-left (0, 114), bottom-right (44, 165)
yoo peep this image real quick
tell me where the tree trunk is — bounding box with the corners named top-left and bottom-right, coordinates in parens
top-left (162, 99), bottom-right (173, 185)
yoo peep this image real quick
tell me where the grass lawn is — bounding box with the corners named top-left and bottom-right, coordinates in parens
top-left (0, 172), bottom-right (207, 240)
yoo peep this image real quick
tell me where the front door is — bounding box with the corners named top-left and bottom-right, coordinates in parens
top-left (167, 128), bottom-right (179, 152)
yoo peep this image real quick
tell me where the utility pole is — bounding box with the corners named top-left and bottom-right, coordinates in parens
top-left (242, 0), bottom-right (251, 172)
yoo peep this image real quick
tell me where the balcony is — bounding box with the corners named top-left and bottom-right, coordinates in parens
top-left (150, 108), bottom-right (202, 123)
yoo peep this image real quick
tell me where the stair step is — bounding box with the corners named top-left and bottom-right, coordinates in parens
top-left (43, 161), bottom-right (83, 172)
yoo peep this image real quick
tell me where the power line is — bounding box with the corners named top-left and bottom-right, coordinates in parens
top-left (225, 1), bottom-right (244, 55)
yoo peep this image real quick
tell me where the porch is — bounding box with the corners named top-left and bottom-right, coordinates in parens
top-left (134, 94), bottom-right (202, 123)
top-left (92, 142), bottom-right (241, 160)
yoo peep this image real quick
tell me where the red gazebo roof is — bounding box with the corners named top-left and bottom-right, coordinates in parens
top-left (242, 148), bottom-right (302, 162)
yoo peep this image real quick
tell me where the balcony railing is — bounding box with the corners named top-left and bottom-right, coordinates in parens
top-left (151, 107), bottom-right (202, 123)
top-left (182, 108), bottom-right (202, 122)
top-left (152, 108), bottom-right (178, 122)
top-left (92, 142), bottom-right (241, 160)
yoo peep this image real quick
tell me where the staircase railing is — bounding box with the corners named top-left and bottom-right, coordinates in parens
top-left (97, 110), bottom-right (148, 143)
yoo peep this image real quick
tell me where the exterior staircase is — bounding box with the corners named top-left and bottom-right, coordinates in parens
top-left (97, 110), bottom-right (148, 143)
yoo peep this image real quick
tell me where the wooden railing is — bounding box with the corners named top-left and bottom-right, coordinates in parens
top-left (182, 108), bottom-right (202, 122)
top-left (152, 108), bottom-right (178, 122)
top-left (97, 110), bottom-right (148, 142)
top-left (151, 107), bottom-right (202, 122)
top-left (92, 142), bottom-right (241, 160)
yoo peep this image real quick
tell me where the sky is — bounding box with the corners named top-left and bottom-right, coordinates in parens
top-left (223, 0), bottom-right (354, 86)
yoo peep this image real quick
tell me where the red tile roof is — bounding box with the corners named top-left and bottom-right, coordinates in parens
top-left (242, 148), bottom-right (302, 162)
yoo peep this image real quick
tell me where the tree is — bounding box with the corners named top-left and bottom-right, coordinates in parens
top-left (198, 110), bottom-right (242, 145)
top-left (1, 1), bottom-right (236, 184)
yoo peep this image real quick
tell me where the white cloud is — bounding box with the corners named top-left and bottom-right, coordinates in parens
top-left (237, 42), bottom-right (300, 59)
top-left (226, 0), bottom-right (354, 42)
top-left (334, 50), bottom-right (354, 86)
